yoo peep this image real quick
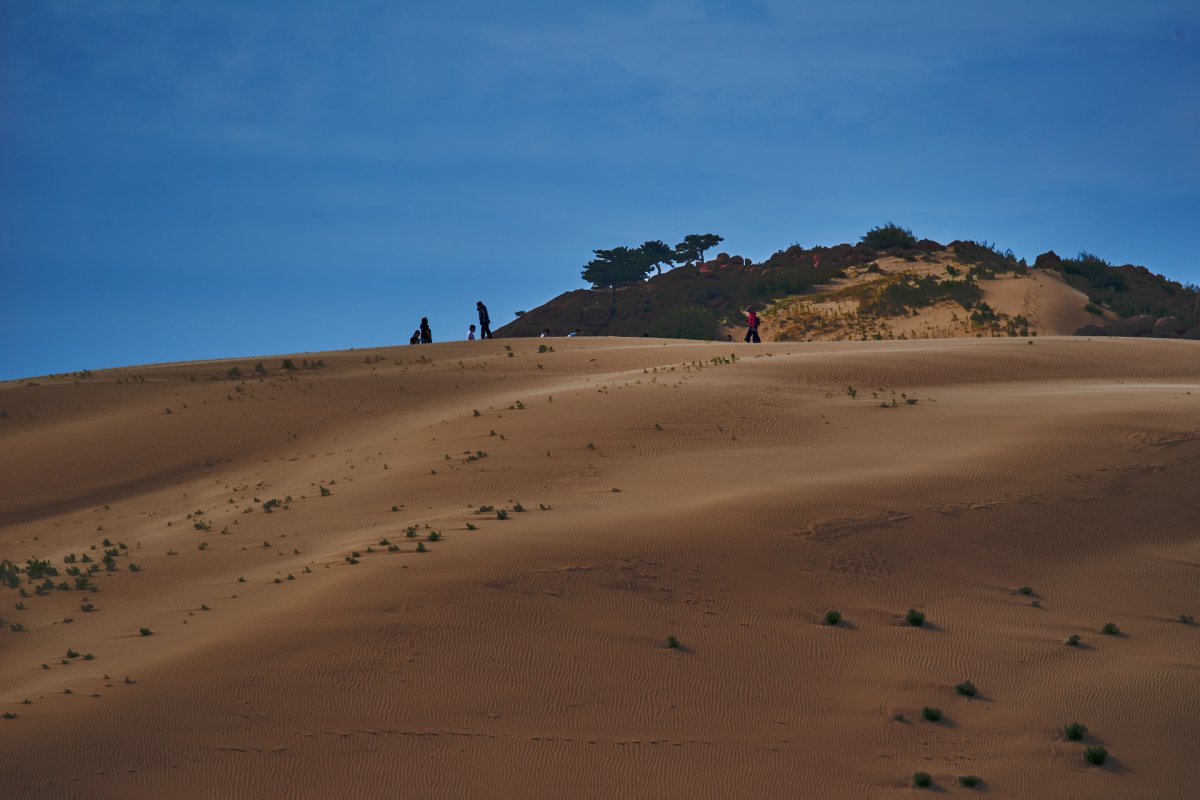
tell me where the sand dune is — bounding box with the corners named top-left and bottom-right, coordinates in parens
top-left (2, 337), bottom-right (1199, 798)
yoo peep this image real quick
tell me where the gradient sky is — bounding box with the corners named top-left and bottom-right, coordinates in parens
top-left (2, 0), bottom-right (1198, 379)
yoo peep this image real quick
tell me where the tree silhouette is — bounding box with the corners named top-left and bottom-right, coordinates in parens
top-left (638, 240), bottom-right (676, 276)
top-left (582, 246), bottom-right (650, 314)
top-left (675, 233), bottom-right (724, 264)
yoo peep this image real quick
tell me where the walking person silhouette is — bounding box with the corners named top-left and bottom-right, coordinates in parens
top-left (476, 301), bottom-right (493, 339)
top-left (419, 317), bottom-right (432, 344)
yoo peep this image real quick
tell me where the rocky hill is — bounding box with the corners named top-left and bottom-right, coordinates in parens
top-left (498, 237), bottom-right (1199, 342)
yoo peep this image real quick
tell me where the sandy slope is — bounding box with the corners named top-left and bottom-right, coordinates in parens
top-left (2, 337), bottom-right (1199, 799)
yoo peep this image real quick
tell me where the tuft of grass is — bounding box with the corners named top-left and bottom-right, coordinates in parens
top-left (473, 409), bottom-right (481, 417)
top-left (427, 531), bottom-right (441, 542)
top-left (666, 634), bottom-right (680, 649)
top-left (905, 608), bottom-right (926, 627)
top-left (320, 486), bottom-right (331, 497)
top-left (416, 541), bottom-right (426, 553)
top-left (1179, 613), bottom-right (1195, 625)
top-left (496, 509), bottom-right (509, 520)
top-left (921, 706), bottom-right (941, 722)
top-left (466, 522), bottom-right (477, 531)
top-left (958, 775), bottom-right (981, 788)
top-left (823, 610), bottom-right (842, 626)
top-left (2, 712), bottom-right (16, 719)
top-left (66, 648), bottom-right (79, 659)
top-left (139, 627), bottom-right (153, 637)
top-left (1064, 722), bottom-right (1088, 741)
top-left (955, 680), bottom-right (977, 697)
top-left (1084, 746), bottom-right (1108, 766)
top-left (912, 771), bottom-right (932, 788)
top-left (512, 502), bottom-right (525, 512)
top-left (892, 712), bottom-right (906, 722)
top-left (1017, 586), bottom-right (1034, 596)
top-left (1101, 622), bottom-right (1120, 636)
top-left (1065, 634), bottom-right (1082, 647)
top-left (846, 385), bottom-right (857, 399)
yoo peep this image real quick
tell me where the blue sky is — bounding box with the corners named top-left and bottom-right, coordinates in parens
top-left (2, 0), bottom-right (1197, 378)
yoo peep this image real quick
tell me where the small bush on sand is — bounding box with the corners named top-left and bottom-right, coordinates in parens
top-left (666, 635), bottom-right (680, 649)
top-left (1101, 622), bottom-right (1119, 636)
top-left (1179, 613), bottom-right (1195, 625)
top-left (824, 610), bottom-right (841, 626)
top-left (416, 541), bottom-right (426, 553)
top-left (958, 775), bottom-right (981, 788)
top-left (139, 627), bottom-right (153, 637)
top-left (427, 531), bottom-right (441, 542)
top-left (921, 706), bottom-right (941, 722)
top-left (955, 680), bottom-right (977, 697)
top-left (912, 771), bottom-right (932, 788)
top-left (905, 609), bottom-right (926, 626)
top-left (1064, 722), bottom-right (1088, 741)
top-left (1065, 634), bottom-right (1082, 647)
top-left (1085, 746), bottom-right (1108, 765)
top-left (496, 509), bottom-right (509, 520)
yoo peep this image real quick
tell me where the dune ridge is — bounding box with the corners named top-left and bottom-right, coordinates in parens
top-left (2, 336), bottom-right (1199, 799)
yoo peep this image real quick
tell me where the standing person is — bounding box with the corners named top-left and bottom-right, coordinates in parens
top-left (476, 301), bottom-right (493, 339)
top-left (420, 317), bottom-right (432, 344)
top-left (744, 307), bottom-right (761, 343)
top-left (409, 329), bottom-right (421, 345)
top-left (467, 324), bottom-right (476, 341)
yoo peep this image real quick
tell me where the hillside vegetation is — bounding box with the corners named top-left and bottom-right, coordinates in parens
top-left (498, 226), bottom-right (1197, 342)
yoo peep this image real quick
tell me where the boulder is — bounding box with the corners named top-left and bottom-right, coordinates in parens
top-left (1034, 250), bottom-right (1062, 269)
top-left (1073, 324), bottom-right (1109, 337)
top-left (1104, 314), bottom-right (1156, 337)
top-left (1182, 327), bottom-right (1200, 341)
top-left (1151, 316), bottom-right (1191, 338)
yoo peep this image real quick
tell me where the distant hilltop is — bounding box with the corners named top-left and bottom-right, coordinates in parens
top-left (497, 225), bottom-right (1200, 342)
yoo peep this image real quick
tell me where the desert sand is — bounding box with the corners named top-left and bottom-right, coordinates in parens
top-left (2, 336), bottom-right (1199, 799)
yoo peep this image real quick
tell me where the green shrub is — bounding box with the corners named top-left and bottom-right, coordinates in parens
top-left (496, 509), bottom-right (509, 520)
top-left (905, 608), bottom-right (926, 626)
top-left (666, 634), bottom-right (680, 649)
top-left (958, 775), bottom-right (981, 788)
top-left (139, 627), bottom-right (153, 637)
top-left (955, 680), bottom-right (977, 697)
top-left (1101, 622), bottom-right (1119, 636)
top-left (1065, 634), bottom-right (1082, 647)
top-left (921, 706), bottom-right (941, 722)
top-left (427, 531), bottom-right (441, 542)
top-left (912, 771), bottom-right (932, 788)
top-left (416, 541), bottom-right (426, 553)
top-left (281, 358), bottom-right (297, 370)
top-left (1179, 613), bottom-right (1195, 625)
top-left (824, 610), bottom-right (841, 626)
top-left (1085, 746), bottom-right (1108, 765)
top-left (648, 307), bottom-right (720, 340)
top-left (860, 222), bottom-right (916, 251)
top-left (1064, 722), bottom-right (1087, 741)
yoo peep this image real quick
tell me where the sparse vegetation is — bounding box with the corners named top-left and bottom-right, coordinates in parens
top-left (666, 634), bottom-right (680, 649)
top-left (139, 627), bottom-right (153, 637)
top-left (912, 771), bottom-right (932, 788)
top-left (958, 775), bottom-right (981, 788)
top-left (416, 541), bottom-right (426, 553)
top-left (1085, 746), bottom-right (1108, 766)
top-left (496, 509), bottom-right (509, 520)
top-left (955, 680), bottom-right (977, 697)
top-left (905, 608), bottom-right (926, 627)
top-left (921, 706), bottom-right (941, 722)
top-left (823, 610), bottom-right (841, 626)
top-left (1064, 722), bottom-right (1087, 741)
top-left (1101, 622), bottom-right (1120, 636)
top-left (1065, 634), bottom-right (1082, 647)
top-left (1179, 613), bottom-right (1194, 625)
